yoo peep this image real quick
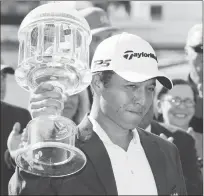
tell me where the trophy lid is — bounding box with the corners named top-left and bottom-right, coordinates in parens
top-left (18, 2), bottom-right (91, 42)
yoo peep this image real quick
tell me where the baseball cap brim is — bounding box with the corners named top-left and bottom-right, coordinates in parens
top-left (1, 64), bottom-right (14, 74)
top-left (115, 71), bottom-right (173, 90)
top-left (91, 26), bottom-right (118, 36)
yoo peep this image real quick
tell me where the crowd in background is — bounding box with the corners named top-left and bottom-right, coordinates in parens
top-left (1, 1), bottom-right (203, 195)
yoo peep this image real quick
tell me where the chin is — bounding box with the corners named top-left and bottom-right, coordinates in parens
top-left (121, 116), bottom-right (142, 130)
top-left (127, 112), bottom-right (143, 122)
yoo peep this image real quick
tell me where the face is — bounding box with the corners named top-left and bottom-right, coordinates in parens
top-left (138, 103), bottom-right (154, 129)
top-left (158, 84), bottom-right (195, 129)
top-left (1, 71), bottom-right (7, 100)
top-left (90, 31), bottom-right (113, 62)
top-left (62, 93), bottom-right (79, 120)
top-left (98, 74), bottom-right (156, 130)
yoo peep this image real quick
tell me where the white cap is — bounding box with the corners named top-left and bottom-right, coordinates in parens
top-left (91, 32), bottom-right (173, 89)
top-left (186, 23), bottom-right (202, 47)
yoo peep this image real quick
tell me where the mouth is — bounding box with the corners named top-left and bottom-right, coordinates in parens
top-left (127, 110), bottom-right (143, 116)
top-left (172, 113), bottom-right (188, 119)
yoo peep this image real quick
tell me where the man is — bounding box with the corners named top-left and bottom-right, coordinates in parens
top-left (9, 33), bottom-right (186, 195)
top-left (139, 104), bottom-right (203, 195)
top-left (185, 24), bottom-right (203, 134)
top-left (79, 7), bottom-right (118, 106)
top-left (1, 63), bottom-right (31, 195)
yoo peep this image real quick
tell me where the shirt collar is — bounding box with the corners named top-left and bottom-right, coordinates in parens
top-left (88, 115), bottom-right (140, 146)
top-left (145, 124), bottom-right (152, 133)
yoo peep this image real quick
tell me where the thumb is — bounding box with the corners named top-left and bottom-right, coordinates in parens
top-left (168, 137), bottom-right (174, 143)
top-left (186, 127), bottom-right (194, 137)
top-left (12, 122), bottom-right (21, 136)
top-left (7, 122), bottom-right (21, 150)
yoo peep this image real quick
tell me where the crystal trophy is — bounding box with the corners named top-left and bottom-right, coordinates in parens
top-left (14, 2), bottom-right (92, 177)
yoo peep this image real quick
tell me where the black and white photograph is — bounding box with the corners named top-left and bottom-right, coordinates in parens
top-left (1, 1), bottom-right (203, 195)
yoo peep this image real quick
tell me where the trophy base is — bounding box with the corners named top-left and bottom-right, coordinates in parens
top-left (15, 142), bottom-right (86, 177)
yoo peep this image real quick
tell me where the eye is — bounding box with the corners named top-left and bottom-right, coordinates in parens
top-left (185, 98), bottom-right (195, 106)
top-left (148, 86), bottom-right (155, 92)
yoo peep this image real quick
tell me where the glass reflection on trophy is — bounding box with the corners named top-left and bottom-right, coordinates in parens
top-left (15, 2), bottom-right (92, 177)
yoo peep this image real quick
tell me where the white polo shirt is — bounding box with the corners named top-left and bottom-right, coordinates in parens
top-left (88, 116), bottom-right (158, 195)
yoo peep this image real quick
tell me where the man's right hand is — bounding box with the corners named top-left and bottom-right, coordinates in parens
top-left (7, 82), bottom-right (92, 161)
top-left (29, 82), bottom-right (64, 118)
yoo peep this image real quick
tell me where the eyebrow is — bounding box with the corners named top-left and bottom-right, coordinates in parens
top-left (125, 80), bottom-right (156, 86)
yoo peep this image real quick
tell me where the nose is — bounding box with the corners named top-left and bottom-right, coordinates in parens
top-left (132, 87), bottom-right (146, 106)
top-left (177, 101), bottom-right (186, 109)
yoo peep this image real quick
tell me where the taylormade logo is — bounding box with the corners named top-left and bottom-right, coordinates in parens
top-left (123, 50), bottom-right (158, 62)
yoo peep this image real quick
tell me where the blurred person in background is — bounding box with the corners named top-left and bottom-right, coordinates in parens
top-left (79, 7), bottom-right (118, 106)
top-left (80, 7), bottom-right (118, 63)
top-left (185, 24), bottom-right (203, 134)
top-left (1, 61), bottom-right (31, 195)
top-left (156, 79), bottom-right (203, 164)
top-left (139, 93), bottom-right (203, 196)
top-left (157, 79), bottom-right (197, 131)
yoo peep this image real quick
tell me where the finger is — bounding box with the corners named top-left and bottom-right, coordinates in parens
top-left (30, 98), bottom-right (64, 111)
top-left (78, 127), bottom-right (92, 142)
top-left (31, 107), bottom-right (61, 118)
top-left (33, 82), bottom-right (54, 94)
top-left (30, 90), bottom-right (63, 103)
top-left (10, 147), bottom-right (27, 161)
top-left (160, 133), bottom-right (167, 140)
top-left (168, 137), bottom-right (174, 143)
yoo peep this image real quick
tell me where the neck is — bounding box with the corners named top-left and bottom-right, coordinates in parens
top-left (90, 100), bottom-right (133, 151)
top-left (179, 124), bottom-right (189, 131)
top-left (166, 121), bottom-right (189, 131)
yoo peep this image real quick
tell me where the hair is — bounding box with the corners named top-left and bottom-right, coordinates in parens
top-left (156, 78), bottom-right (197, 122)
top-left (89, 70), bottom-right (115, 100)
top-left (95, 70), bottom-right (115, 87)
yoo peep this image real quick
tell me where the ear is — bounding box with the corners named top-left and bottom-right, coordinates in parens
top-left (91, 74), bottom-right (104, 96)
top-left (156, 99), bottom-right (163, 114)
